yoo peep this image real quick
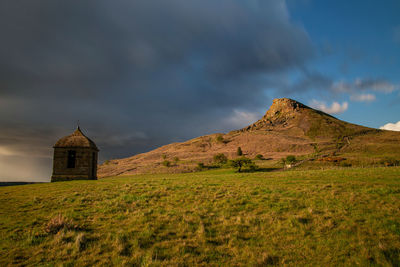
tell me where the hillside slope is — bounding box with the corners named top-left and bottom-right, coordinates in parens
top-left (98, 98), bottom-right (400, 177)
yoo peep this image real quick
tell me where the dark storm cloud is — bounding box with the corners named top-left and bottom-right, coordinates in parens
top-left (280, 70), bottom-right (333, 94)
top-left (0, 0), bottom-right (313, 181)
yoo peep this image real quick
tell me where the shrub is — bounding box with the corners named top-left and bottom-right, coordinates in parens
top-left (285, 155), bottom-right (296, 164)
top-left (195, 162), bottom-right (205, 171)
top-left (213, 153), bottom-right (228, 165)
top-left (255, 154), bottom-right (264, 160)
top-left (173, 157), bottom-right (179, 163)
top-left (237, 147), bottom-right (243, 156)
top-left (281, 155), bottom-right (297, 168)
top-left (162, 154), bottom-right (167, 160)
top-left (162, 160), bottom-right (171, 167)
top-left (216, 135), bottom-right (224, 143)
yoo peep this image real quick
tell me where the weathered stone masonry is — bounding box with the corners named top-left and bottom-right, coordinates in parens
top-left (51, 127), bottom-right (99, 182)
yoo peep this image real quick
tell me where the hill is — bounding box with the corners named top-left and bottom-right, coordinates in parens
top-left (1, 167), bottom-right (400, 266)
top-left (0, 182), bottom-right (44, 187)
top-left (98, 98), bottom-right (400, 177)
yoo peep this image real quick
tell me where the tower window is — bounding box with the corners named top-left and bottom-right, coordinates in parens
top-left (67, 150), bottom-right (76, 168)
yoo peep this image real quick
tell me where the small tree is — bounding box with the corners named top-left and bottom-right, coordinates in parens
top-left (229, 157), bottom-right (256, 172)
top-left (237, 147), bottom-right (243, 156)
top-left (162, 154), bottom-right (167, 160)
top-left (173, 157), bottom-right (179, 164)
top-left (213, 153), bottom-right (228, 165)
top-left (162, 160), bottom-right (171, 167)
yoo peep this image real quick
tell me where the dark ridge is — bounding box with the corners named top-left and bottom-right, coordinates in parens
top-left (0, 182), bottom-right (47, 187)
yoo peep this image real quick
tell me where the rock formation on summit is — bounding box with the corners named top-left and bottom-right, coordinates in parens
top-left (241, 98), bottom-right (310, 131)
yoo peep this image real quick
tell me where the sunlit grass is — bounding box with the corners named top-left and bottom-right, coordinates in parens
top-left (1, 167), bottom-right (400, 265)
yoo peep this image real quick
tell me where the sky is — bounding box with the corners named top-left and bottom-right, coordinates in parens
top-left (0, 0), bottom-right (399, 182)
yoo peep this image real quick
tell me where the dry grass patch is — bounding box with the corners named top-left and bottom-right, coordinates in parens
top-left (44, 214), bottom-right (78, 234)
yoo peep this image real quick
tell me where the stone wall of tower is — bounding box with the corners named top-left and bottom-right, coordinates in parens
top-left (51, 147), bottom-right (98, 182)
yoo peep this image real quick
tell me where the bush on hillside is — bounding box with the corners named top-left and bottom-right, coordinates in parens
top-left (285, 155), bottom-right (296, 164)
top-left (255, 154), bottom-right (264, 160)
top-left (281, 155), bottom-right (297, 168)
top-left (215, 135), bottom-right (224, 143)
top-left (162, 160), bottom-right (171, 167)
top-left (195, 162), bottom-right (205, 171)
top-left (213, 153), bottom-right (228, 165)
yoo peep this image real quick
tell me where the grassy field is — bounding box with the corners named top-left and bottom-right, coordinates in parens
top-left (1, 167), bottom-right (400, 266)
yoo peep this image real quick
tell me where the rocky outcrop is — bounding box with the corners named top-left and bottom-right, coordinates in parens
top-left (238, 98), bottom-right (312, 132)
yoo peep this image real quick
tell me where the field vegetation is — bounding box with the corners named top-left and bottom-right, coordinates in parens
top-left (1, 167), bottom-right (400, 266)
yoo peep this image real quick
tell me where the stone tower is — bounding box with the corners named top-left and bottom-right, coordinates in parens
top-left (51, 127), bottom-right (99, 182)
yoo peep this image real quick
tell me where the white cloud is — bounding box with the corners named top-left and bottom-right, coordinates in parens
top-left (380, 121), bottom-right (400, 131)
top-left (226, 109), bottom-right (260, 128)
top-left (310, 100), bottom-right (348, 114)
top-left (333, 78), bottom-right (399, 94)
top-left (350, 93), bottom-right (376, 102)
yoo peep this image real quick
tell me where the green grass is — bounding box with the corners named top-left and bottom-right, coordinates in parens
top-left (1, 167), bottom-right (400, 266)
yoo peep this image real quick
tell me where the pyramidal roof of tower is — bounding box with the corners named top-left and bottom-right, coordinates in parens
top-left (54, 126), bottom-right (99, 151)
